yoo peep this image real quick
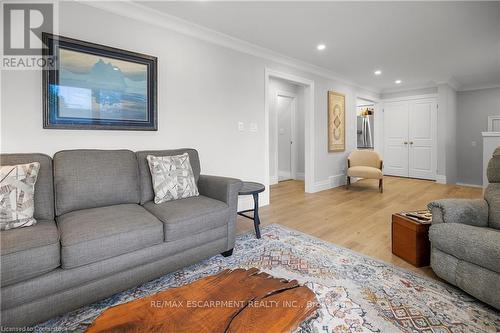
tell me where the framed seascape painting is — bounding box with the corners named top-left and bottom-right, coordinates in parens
top-left (42, 33), bottom-right (157, 130)
top-left (327, 91), bottom-right (345, 152)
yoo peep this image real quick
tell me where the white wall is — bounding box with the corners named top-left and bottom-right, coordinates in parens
top-left (1, 2), bottom-right (379, 205)
top-left (457, 87), bottom-right (500, 186)
top-left (437, 83), bottom-right (458, 183)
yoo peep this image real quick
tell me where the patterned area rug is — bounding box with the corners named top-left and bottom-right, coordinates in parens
top-left (37, 224), bottom-right (500, 333)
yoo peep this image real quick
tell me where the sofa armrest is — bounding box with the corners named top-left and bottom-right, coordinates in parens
top-left (198, 175), bottom-right (242, 252)
top-left (427, 199), bottom-right (489, 227)
top-left (198, 175), bottom-right (242, 206)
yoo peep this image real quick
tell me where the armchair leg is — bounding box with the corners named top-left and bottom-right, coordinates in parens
top-left (379, 179), bottom-right (383, 193)
top-left (346, 176), bottom-right (351, 190)
top-left (221, 249), bottom-right (233, 257)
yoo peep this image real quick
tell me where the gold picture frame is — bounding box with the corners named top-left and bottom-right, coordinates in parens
top-left (328, 91), bottom-right (346, 152)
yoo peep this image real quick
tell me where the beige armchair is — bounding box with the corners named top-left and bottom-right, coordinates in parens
top-left (346, 150), bottom-right (383, 193)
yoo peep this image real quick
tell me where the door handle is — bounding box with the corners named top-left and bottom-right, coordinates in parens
top-left (403, 142), bottom-right (408, 145)
top-left (409, 141), bottom-right (414, 145)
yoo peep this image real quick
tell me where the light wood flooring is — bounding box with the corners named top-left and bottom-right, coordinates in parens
top-left (235, 176), bottom-right (482, 278)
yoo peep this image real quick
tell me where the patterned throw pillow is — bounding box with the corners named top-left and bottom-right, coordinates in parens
top-left (0, 162), bottom-right (40, 231)
top-left (146, 153), bottom-right (199, 204)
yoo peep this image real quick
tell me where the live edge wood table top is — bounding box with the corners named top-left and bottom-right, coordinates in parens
top-left (86, 268), bottom-right (319, 333)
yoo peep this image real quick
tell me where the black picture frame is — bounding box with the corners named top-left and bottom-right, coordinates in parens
top-left (42, 33), bottom-right (157, 131)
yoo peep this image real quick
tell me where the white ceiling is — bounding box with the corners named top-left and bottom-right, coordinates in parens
top-left (137, 1), bottom-right (500, 92)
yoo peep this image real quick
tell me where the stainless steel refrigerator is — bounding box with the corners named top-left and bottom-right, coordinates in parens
top-left (357, 115), bottom-right (374, 149)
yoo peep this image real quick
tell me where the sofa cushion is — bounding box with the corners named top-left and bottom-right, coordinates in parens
top-left (429, 223), bottom-right (500, 274)
top-left (147, 153), bottom-right (199, 204)
top-left (0, 162), bottom-right (40, 230)
top-left (347, 166), bottom-right (383, 179)
top-left (136, 149), bottom-right (201, 205)
top-left (0, 154), bottom-right (54, 220)
top-left (143, 195), bottom-right (228, 241)
top-left (53, 150), bottom-right (140, 216)
top-left (57, 204), bottom-right (163, 269)
top-left (0, 220), bottom-right (60, 286)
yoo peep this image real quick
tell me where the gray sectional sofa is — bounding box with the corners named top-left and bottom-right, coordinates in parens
top-left (428, 148), bottom-right (500, 310)
top-left (0, 149), bottom-right (242, 328)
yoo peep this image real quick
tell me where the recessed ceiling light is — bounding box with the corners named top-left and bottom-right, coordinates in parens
top-left (317, 44), bottom-right (326, 51)
top-left (374, 70), bottom-right (382, 75)
top-left (395, 79), bottom-right (402, 84)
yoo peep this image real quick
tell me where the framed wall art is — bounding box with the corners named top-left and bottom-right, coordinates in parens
top-left (42, 33), bottom-right (157, 130)
top-left (327, 91), bottom-right (345, 152)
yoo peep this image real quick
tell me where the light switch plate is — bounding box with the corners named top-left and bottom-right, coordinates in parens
top-left (238, 122), bottom-right (245, 132)
top-left (249, 123), bottom-right (258, 132)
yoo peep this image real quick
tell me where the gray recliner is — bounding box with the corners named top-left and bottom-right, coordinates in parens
top-left (428, 147), bottom-right (500, 310)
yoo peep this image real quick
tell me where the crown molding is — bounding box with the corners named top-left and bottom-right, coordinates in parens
top-left (380, 82), bottom-right (438, 95)
top-left (445, 77), bottom-right (461, 91)
top-left (437, 78), bottom-right (500, 92)
top-left (380, 76), bottom-right (464, 95)
top-left (79, 0), bottom-right (380, 94)
top-left (458, 83), bottom-right (500, 92)
top-left (434, 76), bottom-right (461, 91)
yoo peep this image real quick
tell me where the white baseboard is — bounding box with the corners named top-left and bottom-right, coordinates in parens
top-left (270, 176), bottom-right (278, 185)
top-left (456, 182), bottom-right (483, 188)
top-left (435, 175), bottom-right (447, 184)
top-left (311, 174), bottom-right (346, 193)
top-left (295, 172), bottom-right (305, 180)
top-left (312, 179), bottom-right (331, 192)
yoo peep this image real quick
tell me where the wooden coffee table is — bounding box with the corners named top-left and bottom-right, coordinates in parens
top-left (86, 268), bottom-right (318, 333)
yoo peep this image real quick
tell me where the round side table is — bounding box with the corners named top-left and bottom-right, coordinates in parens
top-left (237, 182), bottom-right (265, 239)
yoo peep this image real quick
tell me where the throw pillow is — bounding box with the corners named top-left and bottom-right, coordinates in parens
top-left (147, 153), bottom-right (199, 204)
top-left (0, 162), bottom-right (40, 230)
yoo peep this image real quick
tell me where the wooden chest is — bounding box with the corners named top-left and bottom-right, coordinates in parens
top-left (391, 213), bottom-right (431, 267)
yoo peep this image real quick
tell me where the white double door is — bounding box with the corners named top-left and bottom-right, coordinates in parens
top-left (383, 99), bottom-right (437, 180)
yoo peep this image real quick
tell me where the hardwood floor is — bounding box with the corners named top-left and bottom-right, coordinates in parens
top-left (235, 176), bottom-right (483, 278)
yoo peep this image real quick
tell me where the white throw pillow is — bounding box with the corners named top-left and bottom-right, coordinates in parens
top-left (146, 153), bottom-right (199, 204)
top-left (0, 162), bottom-right (40, 231)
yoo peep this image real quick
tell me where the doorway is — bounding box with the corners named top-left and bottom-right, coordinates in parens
top-left (265, 69), bottom-right (315, 197)
top-left (356, 98), bottom-right (375, 150)
top-left (382, 98), bottom-right (437, 180)
top-left (276, 93), bottom-right (297, 182)
top-left (268, 77), bottom-right (304, 184)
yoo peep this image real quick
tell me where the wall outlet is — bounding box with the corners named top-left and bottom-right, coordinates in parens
top-left (238, 122), bottom-right (245, 132)
top-left (249, 122), bottom-right (258, 132)
top-left (471, 141), bottom-right (477, 147)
